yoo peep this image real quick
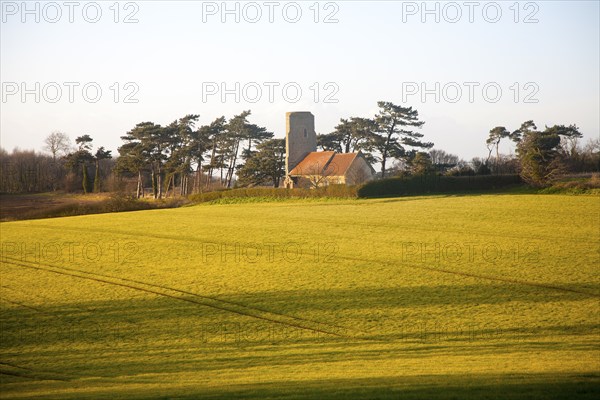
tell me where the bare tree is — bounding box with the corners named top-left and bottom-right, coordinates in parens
top-left (304, 160), bottom-right (340, 188)
top-left (429, 149), bottom-right (459, 172)
top-left (43, 131), bottom-right (71, 191)
top-left (44, 131), bottom-right (71, 161)
top-left (346, 163), bottom-right (370, 185)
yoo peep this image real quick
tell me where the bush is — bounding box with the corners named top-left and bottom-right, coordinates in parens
top-left (188, 185), bottom-right (358, 204)
top-left (538, 174), bottom-right (600, 195)
top-left (357, 175), bottom-right (523, 198)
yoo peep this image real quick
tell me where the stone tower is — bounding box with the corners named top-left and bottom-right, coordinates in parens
top-left (285, 111), bottom-right (317, 174)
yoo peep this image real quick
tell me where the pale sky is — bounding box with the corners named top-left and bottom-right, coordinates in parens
top-left (1, 0), bottom-right (599, 160)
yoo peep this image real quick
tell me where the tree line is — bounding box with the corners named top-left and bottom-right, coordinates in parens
top-left (1, 102), bottom-right (598, 194)
top-left (315, 105), bottom-right (598, 186)
top-left (0, 132), bottom-right (114, 194)
top-left (485, 121), bottom-right (599, 187)
top-left (0, 101), bottom-right (436, 195)
top-left (114, 102), bottom-right (437, 196)
top-left (115, 111), bottom-right (277, 198)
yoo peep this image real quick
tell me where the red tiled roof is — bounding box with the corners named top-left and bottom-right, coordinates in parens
top-left (289, 151), bottom-right (360, 177)
top-left (289, 151), bottom-right (335, 176)
top-left (324, 153), bottom-right (359, 176)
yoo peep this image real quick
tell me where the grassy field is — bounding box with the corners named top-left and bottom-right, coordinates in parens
top-left (0, 194), bottom-right (599, 399)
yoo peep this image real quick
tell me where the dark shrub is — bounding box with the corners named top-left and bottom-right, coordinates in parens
top-left (357, 175), bottom-right (523, 198)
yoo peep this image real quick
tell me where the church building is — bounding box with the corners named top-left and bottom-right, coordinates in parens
top-left (283, 112), bottom-right (375, 189)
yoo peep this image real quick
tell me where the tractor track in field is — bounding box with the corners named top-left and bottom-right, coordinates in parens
top-left (22, 216), bottom-right (599, 247)
top-left (0, 297), bottom-right (48, 314)
top-left (0, 361), bottom-right (71, 382)
top-left (336, 255), bottom-right (600, 298)
top-left (405, 263), bottom-right (600, 298)
top-left (0, 257), bottom-right (366, 340)
top-left (1, 284), bottom-right (98, 314)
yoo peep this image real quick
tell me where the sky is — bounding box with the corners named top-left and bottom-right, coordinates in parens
top-left (1, 0), bottom-right (599, 161)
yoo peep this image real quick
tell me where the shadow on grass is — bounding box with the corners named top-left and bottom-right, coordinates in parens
top-left (2, 281), bottom-right (598, 353)
top-left (1, 287), bottom-right (599, 399)
top-left (155, 374), bottom-right (600, 400)
top-left (11, 373), bottom-right (596, 400)
top-left (162, 374), bottom-right (600, 400)
top-left (228, 282), bottom-right (600, 310)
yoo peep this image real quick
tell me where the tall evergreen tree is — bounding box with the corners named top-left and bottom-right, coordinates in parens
top-left (64, 135), bottom-right (94, 193)
top-left (373, 102), bottom-right (432, 178)
top-left (516, 123), bottom-right (582, 186)
top-left (236, 138), bottom-right (285, 187)
top-left (93, 147), bottom-right (112, 192)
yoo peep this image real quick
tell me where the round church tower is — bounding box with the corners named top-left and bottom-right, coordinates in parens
top-left (285, 111), bottom-right (317, 174)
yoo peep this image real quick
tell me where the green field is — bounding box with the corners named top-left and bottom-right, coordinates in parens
top-left (1, 194), bottom-right (599, 399)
